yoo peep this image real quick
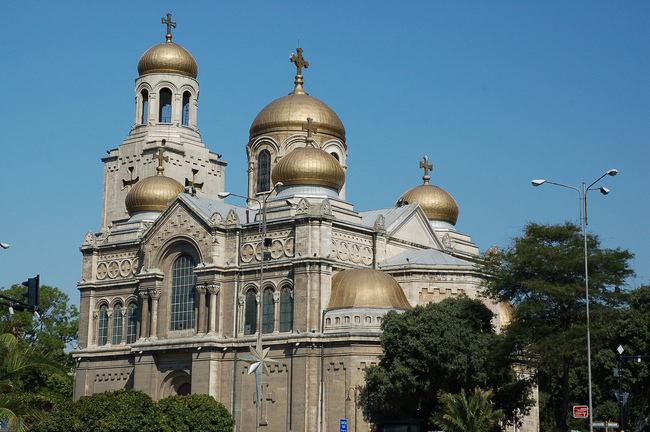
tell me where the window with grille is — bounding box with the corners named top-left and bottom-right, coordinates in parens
top-left (280, 286), bottom-right (293, 332)
top-left (244, 290), bottom-right (257, 335)
top-left (262, 288), bottom-right (274, 334)
top-left (170, 255), bottom-right (196, 331)
top-left (257, 150), bottom-right (271, 193)
top-left (126, 303), bottom-right (138, 343)
top-left (112, 304), bottom-right (123, 345)
top-left (97, 305), bottom-right (108, 346)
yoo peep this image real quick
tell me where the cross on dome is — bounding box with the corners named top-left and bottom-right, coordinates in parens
top-left (302, 117), bottom-right (317, 147)
top-left (420, 156), bottom-right (433, 185)
top-left (153, 148), bottom-right (169, 175)
top-left (289, 48), bottom-right (309, 94)
top-left (162, 13), bottom-right (176, 42)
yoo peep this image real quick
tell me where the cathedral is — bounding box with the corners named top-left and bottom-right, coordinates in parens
top-left (73, 16), bottom-right (537, 432)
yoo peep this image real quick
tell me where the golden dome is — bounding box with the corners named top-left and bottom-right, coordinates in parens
top-left (125, 151), bottom-right (185, 215)
top-left (249, 48), bottom-right (345, 140)
top-left (138, 42), bottom-right (198, 78)
top-left (328, 268), bottom-right (411, 310)
top-left (396, 157), bottom-right (459, 225)
top-left (272, 143), bottom-right (346, 191)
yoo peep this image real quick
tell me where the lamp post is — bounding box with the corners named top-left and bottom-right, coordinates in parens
top-left (218, 181), bottom-right (283, 432)
top-left (532, 168), bottom-right (617, 432)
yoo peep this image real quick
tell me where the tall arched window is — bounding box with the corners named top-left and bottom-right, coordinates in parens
top-left (126, 303), bottom-right (138, 344)
top-left (244, 289), bottom-right (257, 335)
top-left (280, 286), bottom-right (293, 332)
top-left (112, 304), bottom-right (123, 345)
top-left (262, 288), bottom-right (274, 334)
top-left (141, 90), bottom-right (149, 124)
top-left (97, 305), bottom-right (108, 346)
top-left (159, 88), bottom-right (172, 123)
top-left (170, 255), bottom-right (196, 331)
top-left (182, 91), bottom-right (191, 126)
top-left (257, 150), bottom-right (271, 193)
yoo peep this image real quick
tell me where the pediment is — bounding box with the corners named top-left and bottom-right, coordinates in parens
top-left (386, 206), bottom-right (443, 249)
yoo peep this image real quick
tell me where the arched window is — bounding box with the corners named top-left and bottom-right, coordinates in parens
top-left (159, 88), bottom-right (172, 123)
top-left (126, 303), bottom-right (138, 344)
top-left (280, 286), bottom-right (293, 332)
top-left (257, 150), bottom-right (271, 193)
top-left (262, 288), bottom-right (274, 334)
top-left (244, 289), bottom-right (257, 335)
top-left (97, 305), bottom-right (108, 346)
top-left (170, 255), bottom-right (196, 331)
top-left (330, 152), bottom-right (340, 161)
top-left (182, 91), bottom-right (191, 126)
top-left (141, 90), bottom-right (149, 124)
top-left (112, 304), bottom-right (123, 345)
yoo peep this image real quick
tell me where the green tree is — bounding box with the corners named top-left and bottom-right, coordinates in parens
top-left (364, 296), bottom-right (532, 430)
top-left (0, 325), bottom-right (69, 432)
top-left (433, 387), bottom-right (504, 432)
top-left (483, 222), bottom-right (634, 432)
top-left (30, 390), bottom-right (169, 432)
top-left (159, 394), bottom-right (235, 432)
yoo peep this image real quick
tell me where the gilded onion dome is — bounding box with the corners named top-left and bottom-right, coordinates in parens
top-left (137, 14), bottom-right (198, 78)
top-left (249, 48), bottom-right (345, 141)
top-left (125, 150), bottom-right (184, 215)
top-left (328, 268), bottom-right (411, 310)
top-left (396, 156), bottom-right (459, 225)
top-left (272, 126), bottom-right (346, 191)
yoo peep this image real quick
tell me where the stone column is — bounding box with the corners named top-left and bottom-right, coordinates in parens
top-left (139, 290), bottom-right (150, 340)
top-left (106, 309), bottom-right (114, 345)
top-left (149, 289), bottom-right (161, 340)
top-left (196, 284), bottom-right (207, 334)
top-left (206, 284), bottom-right (220, 333)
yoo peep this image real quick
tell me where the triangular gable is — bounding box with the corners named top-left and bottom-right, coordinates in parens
top-left (384, 204), bottom-right (444, 250)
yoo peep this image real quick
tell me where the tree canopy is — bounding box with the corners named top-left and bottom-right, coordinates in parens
top-left (364, 296), bottom-right (532, 430)
top-left (483, 222), bottom-right (635, 432)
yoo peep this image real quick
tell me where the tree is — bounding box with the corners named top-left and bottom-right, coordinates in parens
top-left (483, 222), bottom-right (634, 432)
top-left (433, 387), bottom-right (504, 432)
top-left (159, 394), bottom-right (235, 432)
top-left (364, 296), bottom-right (532, 430)
top-left (0, 324), bottom-right (69, 432)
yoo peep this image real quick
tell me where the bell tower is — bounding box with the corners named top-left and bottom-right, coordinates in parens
top-left (100, 14), bottom-right (227, 232)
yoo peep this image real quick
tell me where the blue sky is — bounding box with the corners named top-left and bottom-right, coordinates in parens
top-left (1, 1), bottom-right (648, 304)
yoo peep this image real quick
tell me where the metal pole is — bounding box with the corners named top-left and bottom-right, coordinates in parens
top-left (583, 180), bottom-right (594, 432)
top-left (619, 353), bottom-right (624, 430)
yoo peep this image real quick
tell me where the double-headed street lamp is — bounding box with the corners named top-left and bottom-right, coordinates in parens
top-left (532, 168), bottom-right (617, 432)
top-left (218, 181), bottom-right (283, 432)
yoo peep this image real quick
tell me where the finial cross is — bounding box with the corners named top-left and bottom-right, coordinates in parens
top-left (302, 117), bottom-right (317, 146)
top-left (153, 149), bottom-right (169, 175)
top-left (420, 156), bottom-right (432, 184)
top-left (162, 13), bottom-right (176, 42)
top-left (290, 48), bottom-right (309, 76)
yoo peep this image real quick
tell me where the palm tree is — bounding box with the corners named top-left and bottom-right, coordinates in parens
top-left (433, 387), bottom-right (504, 432)
top-left (0, 324), bottom-right (68, 431)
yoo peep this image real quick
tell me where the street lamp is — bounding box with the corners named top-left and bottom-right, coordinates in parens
top-left (219, 181), bottom-right (283, 432)
top-left (532, 168), bottom-right (617, 432)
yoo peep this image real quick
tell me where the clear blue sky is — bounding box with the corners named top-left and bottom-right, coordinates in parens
top-left (1, 2), bottom-right (648, 304)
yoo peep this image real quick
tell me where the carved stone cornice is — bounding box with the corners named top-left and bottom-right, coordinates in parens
top-left (206, 283), bottom-right (221, 295)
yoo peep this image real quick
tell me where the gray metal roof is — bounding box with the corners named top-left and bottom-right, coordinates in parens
top-left (179, 194), bottom-right (251, 223)
top-left (359, 204), bottom-right (417, 229)
top-left (379, 247), bottom-right (475, 268)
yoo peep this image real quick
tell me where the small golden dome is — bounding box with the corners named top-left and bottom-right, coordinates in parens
top-left (328, 268), bottom-right (411, 310)
top-left (137, 42), bottom-right (198, 78)
top-left (125, 158), bottom-right (185, 216)
top-left (272, 144), bottom-right (346, 191)
top-left (396, 157), bottom-right (459, 225)
top-left (249, 48), bottom-right (345, 140)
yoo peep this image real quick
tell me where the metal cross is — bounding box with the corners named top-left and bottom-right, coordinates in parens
top-left (290, 48), bottom-right (309, 76)
top-left (162, 13), bottom-right (176, 42)
top-left (302, 117), bottom-right (317, 147)
top-left (420, 156), bottom-right (432, 184)
top-left (153, 149), bottom-right (169, 174)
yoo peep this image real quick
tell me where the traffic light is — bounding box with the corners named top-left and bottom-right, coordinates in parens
top-left (21, 275), bottom-right (39, 311)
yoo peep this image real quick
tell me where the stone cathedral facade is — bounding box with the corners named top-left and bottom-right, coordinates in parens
top-left (73, 17), bottom-right (537, 432)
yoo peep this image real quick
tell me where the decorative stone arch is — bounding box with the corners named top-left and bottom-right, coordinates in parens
top-left (161, 370), bottom-right (192, 398)
top-left (109, 297), bottom-right (124, 309)
top-left (248, 136), bottom-right (280, 155)
top-left (282, 133), bottom-right (319, 154)
top-left (322, 139), bottom-right (347, 164)
top-left (247, 136), bottom-right (280, 197)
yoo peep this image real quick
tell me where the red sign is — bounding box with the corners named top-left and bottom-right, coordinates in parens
top-left (573, 405), bottom-right (589, 418)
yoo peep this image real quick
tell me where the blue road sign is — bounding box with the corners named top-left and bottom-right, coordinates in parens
top-left (340, 419), bottom-right (348, 432)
